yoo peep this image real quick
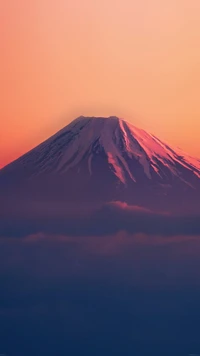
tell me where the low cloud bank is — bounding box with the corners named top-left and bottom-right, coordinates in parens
top-left (0, 226), bottom-right (200, 354)
top-left (0, 200), bottom-right (200, 238)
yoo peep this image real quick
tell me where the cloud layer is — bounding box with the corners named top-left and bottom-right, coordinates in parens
top-left (1, 231), bottom-right (200, 355)
top-left (1, 200), bottom-right (200, 238)
top-left (1, 199), bottom-right (200, 355)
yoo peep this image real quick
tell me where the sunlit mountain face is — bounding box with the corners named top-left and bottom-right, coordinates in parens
top-left (1, 116), bottom-right (200, 213)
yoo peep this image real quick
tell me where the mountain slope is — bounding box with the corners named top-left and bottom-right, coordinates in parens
top-left (0, 116), bottom-right (200, 212)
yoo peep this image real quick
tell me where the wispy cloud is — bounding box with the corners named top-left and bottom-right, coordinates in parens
top-left (1, 200), bottom-right (200, 238)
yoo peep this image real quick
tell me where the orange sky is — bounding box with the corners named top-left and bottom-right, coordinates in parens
top-left (0, 0), bottom-right (200, 168)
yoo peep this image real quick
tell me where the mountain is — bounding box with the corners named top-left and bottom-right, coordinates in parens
top-left (1, 116), bottom-right (200, 213)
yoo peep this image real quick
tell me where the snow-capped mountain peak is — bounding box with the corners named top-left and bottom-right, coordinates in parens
top-left (1, 116), bottom-right (200, 187)
top-left (0, 116), bottom-right (200, 213)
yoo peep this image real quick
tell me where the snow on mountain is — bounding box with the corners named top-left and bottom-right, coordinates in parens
top-left (2, 115), bottom-right (199, 185)
top-left (0, 116), bottom-right (199, 212)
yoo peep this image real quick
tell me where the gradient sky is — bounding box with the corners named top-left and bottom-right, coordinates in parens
top-left (1, 0), bottom-right (200, 168)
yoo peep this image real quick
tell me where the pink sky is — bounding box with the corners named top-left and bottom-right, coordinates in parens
top-left (1, 0), bottom-right (200, 167)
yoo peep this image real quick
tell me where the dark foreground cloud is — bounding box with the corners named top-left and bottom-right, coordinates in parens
top-left (1, 232), bottom-right (200, 356)
top-left (1, 199), bottom-right (200, 355)
top-left (0, 200), bottom-right (200, 238)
